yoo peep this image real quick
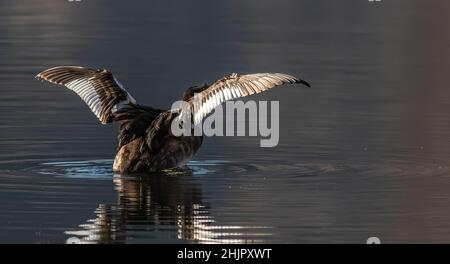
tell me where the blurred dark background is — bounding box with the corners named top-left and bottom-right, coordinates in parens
top-left (1, 0), bottom-right (450, 243)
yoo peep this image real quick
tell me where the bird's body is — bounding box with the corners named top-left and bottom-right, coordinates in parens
top-left (36, 66), bottom-right (309, 173)
top-left (113, 110), bottom-right (203, 173)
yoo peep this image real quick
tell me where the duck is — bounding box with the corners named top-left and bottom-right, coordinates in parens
top-left (36, 66), bottom-right (310, 173)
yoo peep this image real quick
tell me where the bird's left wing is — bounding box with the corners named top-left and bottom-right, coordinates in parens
top-left (36, 66), bottom-right (137, 124)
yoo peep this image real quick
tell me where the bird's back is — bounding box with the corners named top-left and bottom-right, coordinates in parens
top-left (114, 110), bottom-right (203, 173)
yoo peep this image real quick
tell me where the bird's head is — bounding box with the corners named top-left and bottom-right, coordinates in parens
top-left (182, 83), bottom-right (208, 101)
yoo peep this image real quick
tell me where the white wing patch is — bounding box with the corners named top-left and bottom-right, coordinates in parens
top-left (66, 79), bottom-right (103, 119)
top-left (114, 76), bottom-right (137, 105)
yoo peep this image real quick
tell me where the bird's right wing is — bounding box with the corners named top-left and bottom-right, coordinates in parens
top-left (36, 66), bottom-right (137, 124)
top-left (182, 72), bottom-right (310, 125)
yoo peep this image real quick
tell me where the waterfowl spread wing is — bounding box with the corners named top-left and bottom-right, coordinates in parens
top-left (183, 72), bottom-right (310, 124)
top-left (35, 66), bottom-right (137, 124)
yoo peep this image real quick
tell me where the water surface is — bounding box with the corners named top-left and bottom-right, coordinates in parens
top-left (1, 0), bottom-right (450, 243)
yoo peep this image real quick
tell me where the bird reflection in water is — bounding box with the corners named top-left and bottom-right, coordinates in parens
top-left (64, 168), bottom-right (271, 244)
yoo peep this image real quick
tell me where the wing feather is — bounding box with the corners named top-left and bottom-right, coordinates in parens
top-left (36, 66), bottom-right (136, 124)
top-left (182, 72), bottom-right (310, 125)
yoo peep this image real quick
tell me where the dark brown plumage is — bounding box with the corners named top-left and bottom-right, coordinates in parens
top-left (36, 66), bottom-right (309, 173)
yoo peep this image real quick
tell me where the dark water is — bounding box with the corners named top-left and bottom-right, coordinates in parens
top-left (1, 0), bottom-right (450, 243)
